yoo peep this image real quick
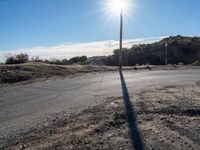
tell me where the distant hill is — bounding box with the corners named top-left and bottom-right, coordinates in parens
top-left (106, 36), bottom-right (200, 66)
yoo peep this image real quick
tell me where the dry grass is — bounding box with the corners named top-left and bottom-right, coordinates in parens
top-left (0, 62), bottom-right (110, 84)
top-left (0, 62), bottom-right (194, 85)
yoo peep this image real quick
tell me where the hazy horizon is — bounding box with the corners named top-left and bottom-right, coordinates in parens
top-left (0, 36), bottom-right (167, 62)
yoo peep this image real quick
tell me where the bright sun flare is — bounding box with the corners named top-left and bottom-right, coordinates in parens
top-left (108, 0), bottom-right (129, 13)
top-left (103, 0), bottom-right (134, 23)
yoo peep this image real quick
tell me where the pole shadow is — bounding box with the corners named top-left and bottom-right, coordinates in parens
top-left (119, 70), bottom-right (144, 150)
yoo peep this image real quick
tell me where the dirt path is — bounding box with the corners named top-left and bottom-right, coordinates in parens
top-left (2, 83), bottom-right (200, 150)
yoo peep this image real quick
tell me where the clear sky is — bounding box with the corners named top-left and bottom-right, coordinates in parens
top-left (0, 0), bottom-right (200, 51)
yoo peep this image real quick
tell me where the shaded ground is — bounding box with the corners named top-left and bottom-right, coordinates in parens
top-left (2, 79), bottom-right (200, 150)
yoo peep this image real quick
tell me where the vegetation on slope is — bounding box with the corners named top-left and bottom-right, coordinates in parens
top-left (106, 35), bottom-right (200, 66)
top-left (3, 36), bottom-right (200, 66)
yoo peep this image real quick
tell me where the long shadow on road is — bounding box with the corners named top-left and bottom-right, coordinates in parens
top-left (119, 70), bottom-right (144, 150)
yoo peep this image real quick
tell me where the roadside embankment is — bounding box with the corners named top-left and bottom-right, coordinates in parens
top-left (0, 62), bottom-right (197, 85)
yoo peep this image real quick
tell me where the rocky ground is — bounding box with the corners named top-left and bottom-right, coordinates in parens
top-left (1, 82), bottom-right (200, 150)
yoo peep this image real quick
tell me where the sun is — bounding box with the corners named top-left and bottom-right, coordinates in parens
top-left (110, 0), bottom-right (127, 12)
top-left (106, 0), bottom-right (130, 14)
top-left (101, 0), bottom-right (135, 26)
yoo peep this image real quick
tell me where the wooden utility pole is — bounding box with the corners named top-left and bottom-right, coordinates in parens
top-left (119, 10), bottom-right (123, 70)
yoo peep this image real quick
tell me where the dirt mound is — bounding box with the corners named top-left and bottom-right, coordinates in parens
top-left (0, 62), bottom-right (109, 84)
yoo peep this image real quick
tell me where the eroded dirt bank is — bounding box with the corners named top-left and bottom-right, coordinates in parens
top-left (2, 83), bottom-right (200, 150)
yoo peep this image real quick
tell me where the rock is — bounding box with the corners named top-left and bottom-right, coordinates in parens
top-left (70, 145), bottom-right (73, 149)
top-left (95, 128), bottom-right (103, 134)
top-left (84, 140), bottom-right (89, 144)
top-left (19, 144), bottom-right (25, 150)
top-left (86, 144), bottom-right (90, 148)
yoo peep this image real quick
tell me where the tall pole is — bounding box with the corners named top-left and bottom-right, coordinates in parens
top-left (119, 10), bottom-right (123, 70)
top-left (165, 43), bottom-right (168, 65)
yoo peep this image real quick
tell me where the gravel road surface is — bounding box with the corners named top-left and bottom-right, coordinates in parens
top-left (0, 69), bottom-right (200, 147)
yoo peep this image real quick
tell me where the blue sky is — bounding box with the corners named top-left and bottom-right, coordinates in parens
top-left (0, 0), bottom-right (200, 51)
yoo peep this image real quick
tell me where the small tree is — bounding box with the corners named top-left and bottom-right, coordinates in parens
top-left (69, 56), bottom-right (87, 64)
top-left (5, 55), bottom-right (17, 64)
top-left (16, 53), bottom-right (29, 63)
top-left (31, 56), bottom-right (42, 62)
top-left (69, 57), bottom-right (80, 64)
top-left (79, 56), bottom-right (87, 62)
top-left (61, 59), bottom-right (69, 65)
top-left (5, 53), bottom-right (29, 64)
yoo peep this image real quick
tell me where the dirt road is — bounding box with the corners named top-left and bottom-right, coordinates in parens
top-left (0, 69), bottom-right (200, 149)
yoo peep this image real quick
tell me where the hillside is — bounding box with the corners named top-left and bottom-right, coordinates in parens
top-left (106, 36), bottom-right (200, 66)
